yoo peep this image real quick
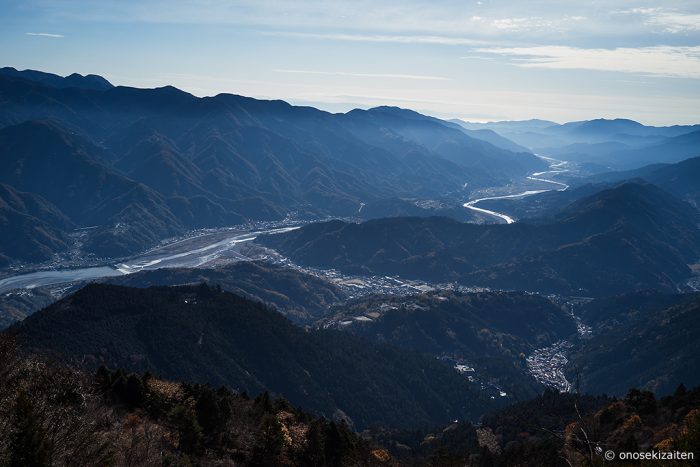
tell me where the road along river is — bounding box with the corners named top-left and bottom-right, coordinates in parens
top-left (0, 226), bottom-right (299, 294)
top-left (463, 156), bottom-right (570, 224)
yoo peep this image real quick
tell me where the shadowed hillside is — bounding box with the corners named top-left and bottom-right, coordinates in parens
top-left (11, 283), bottom-right (501, 429)
top-left (261, 182), bottom-right (700, 296)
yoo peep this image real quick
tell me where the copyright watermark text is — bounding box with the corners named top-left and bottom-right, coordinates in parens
top-left (604, 450), bottom-right (694, 461)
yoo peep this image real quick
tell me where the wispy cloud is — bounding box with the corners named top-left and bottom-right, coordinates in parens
top-left (476, 45), bottom-right (700, 79)
top-left (616, 7), bottom-right (700, 33)
top-left (263, 31), bottom-right (486, 46)
top-left (25, 32), bottom-right (64, 38)
top-left (298, 92), bottom-right (457, 107)
top-left (273, 69), bottom-right (449, 81)
top-left (470, 15), bottom-right (583, 33)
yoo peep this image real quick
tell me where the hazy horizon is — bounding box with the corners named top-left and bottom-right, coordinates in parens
top-left (2, 0), bottom-right (699, 125)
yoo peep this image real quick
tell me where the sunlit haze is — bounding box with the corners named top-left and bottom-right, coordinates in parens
top-left (2, 1), bottom-right (700, 124)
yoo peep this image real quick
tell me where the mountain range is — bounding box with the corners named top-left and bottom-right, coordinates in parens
top-left (0, 67), bottom-right (547, 265)
top-left (457, 117), bottom-right (700, 170)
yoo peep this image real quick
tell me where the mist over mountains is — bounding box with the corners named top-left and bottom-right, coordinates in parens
top-left (2, 67), bottom-right (699, 268)
top-left (0, 66), bottom-right (550, 265)
top-left (456, 117), bottom-right (700, 170)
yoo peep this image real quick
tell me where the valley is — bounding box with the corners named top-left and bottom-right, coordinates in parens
top-left (1, 193), bottom-right (604, 404)
top-left (1, 135), bottom-right (695, 409)
top-left (463, 155), bottom-right (572, 224)
top-left (1, 64), bottom-right (699, 466)
top-left (0, 153), bottom-right (583, 301)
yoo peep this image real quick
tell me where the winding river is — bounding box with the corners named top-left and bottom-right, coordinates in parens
top-left (463, 156), bottom-right (570, 224)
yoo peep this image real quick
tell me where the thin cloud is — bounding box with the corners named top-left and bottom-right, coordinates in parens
top-left (476, 45), bottom-right (700, 79)
top-left (471, 16), bottom-right (558, 33)
top-left (646, 12), bottom-right (700, 33)
top-left (25, 32), bottom-right (64, 38)
top-left (616, 7), bottom-right (700, 33)
top-left (263, 31), bottom-right (486, 46)
top-left (273, 69), bottom-right (449, 81)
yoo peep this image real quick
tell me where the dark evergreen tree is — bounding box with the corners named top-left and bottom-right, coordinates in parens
top-left (324, 421), bottom-right (354, 467)
top-left (625, 389), bottom-right (656, 415)
top-left (9, 392), bottom-right (50, 467)
top-left (111, 373), bottom-right (146, 408)
top-left (675, 383), bottom-right (688, 397)
top-left (251, 413), bottom-right (283, 466)
top-left (194, 385), bottom-right (230, 437)
top-left (169, 405), bottom-right (204, 455)
top-left (301, 419), bottom-right (326, 466)
top-left (677, 410), bottom-right (700, 454)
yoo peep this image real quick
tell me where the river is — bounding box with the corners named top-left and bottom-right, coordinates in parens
top-left (0, 226), bottom-right (299, 294)
top-left (463, 156), bottom-right (570, 223)
top-left (1, 157), bottom-right (571, 293)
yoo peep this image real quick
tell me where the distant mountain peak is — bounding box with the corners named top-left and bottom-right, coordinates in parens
top-left (366, 105), bottom-right (426, 120)
top-left (565, 118), bottom-right (645, 133)
top-left (0, 67), bottom-right (113, 91)
top-left (368, 105), bottom-right (404, 112)
top-left (584, 117), bottom-right (643, 126)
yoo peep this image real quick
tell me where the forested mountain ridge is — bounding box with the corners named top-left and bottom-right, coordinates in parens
top-left (0, 333), bottom-right (390, 466)
top-left (3, 332), bottom-right (698, 466)
top-left (11, 283), bottom-right (502, 429)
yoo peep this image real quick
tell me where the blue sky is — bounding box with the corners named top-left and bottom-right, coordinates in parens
top-left (1, 0), bottom-right (699, 125)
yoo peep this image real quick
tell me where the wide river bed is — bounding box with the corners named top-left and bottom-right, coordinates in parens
top-left (0, 226), bottom-right (298, 294)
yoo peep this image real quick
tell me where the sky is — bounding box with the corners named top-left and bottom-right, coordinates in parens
top-left (1, 0), bottom-right (699, 125)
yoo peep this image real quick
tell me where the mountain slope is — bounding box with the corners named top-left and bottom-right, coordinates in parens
top-left (319, 291), bottom-right (576, 400)
top-left (261, 182), bottom-right (700, 296)
top-left (0, 262), bottom-right (346, 329)
top-left (568, 293), bottom-right (700, 395)
top-left (12, 283), bottom-right (499, 429)
top-left (644, 156), bottom-right (700, 207)
top-left (104, 261), bottom-right (345, 324)
top-left (603, 129), bottom-right (700, 168)
top-left (0, 121), bottom-right (186, 257)
top-left (584, 156), bottom-right (700, 208)
top-left (339, 106), bottom-right (545, 181)
top-left (0, 183), bottom-right (73, 265)
top-left (449, 119), bottom-right (531, 152)
top-left (483, 155), bottom-right (700, 221)
top-left (0, 334), bottom-right (388, 466)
